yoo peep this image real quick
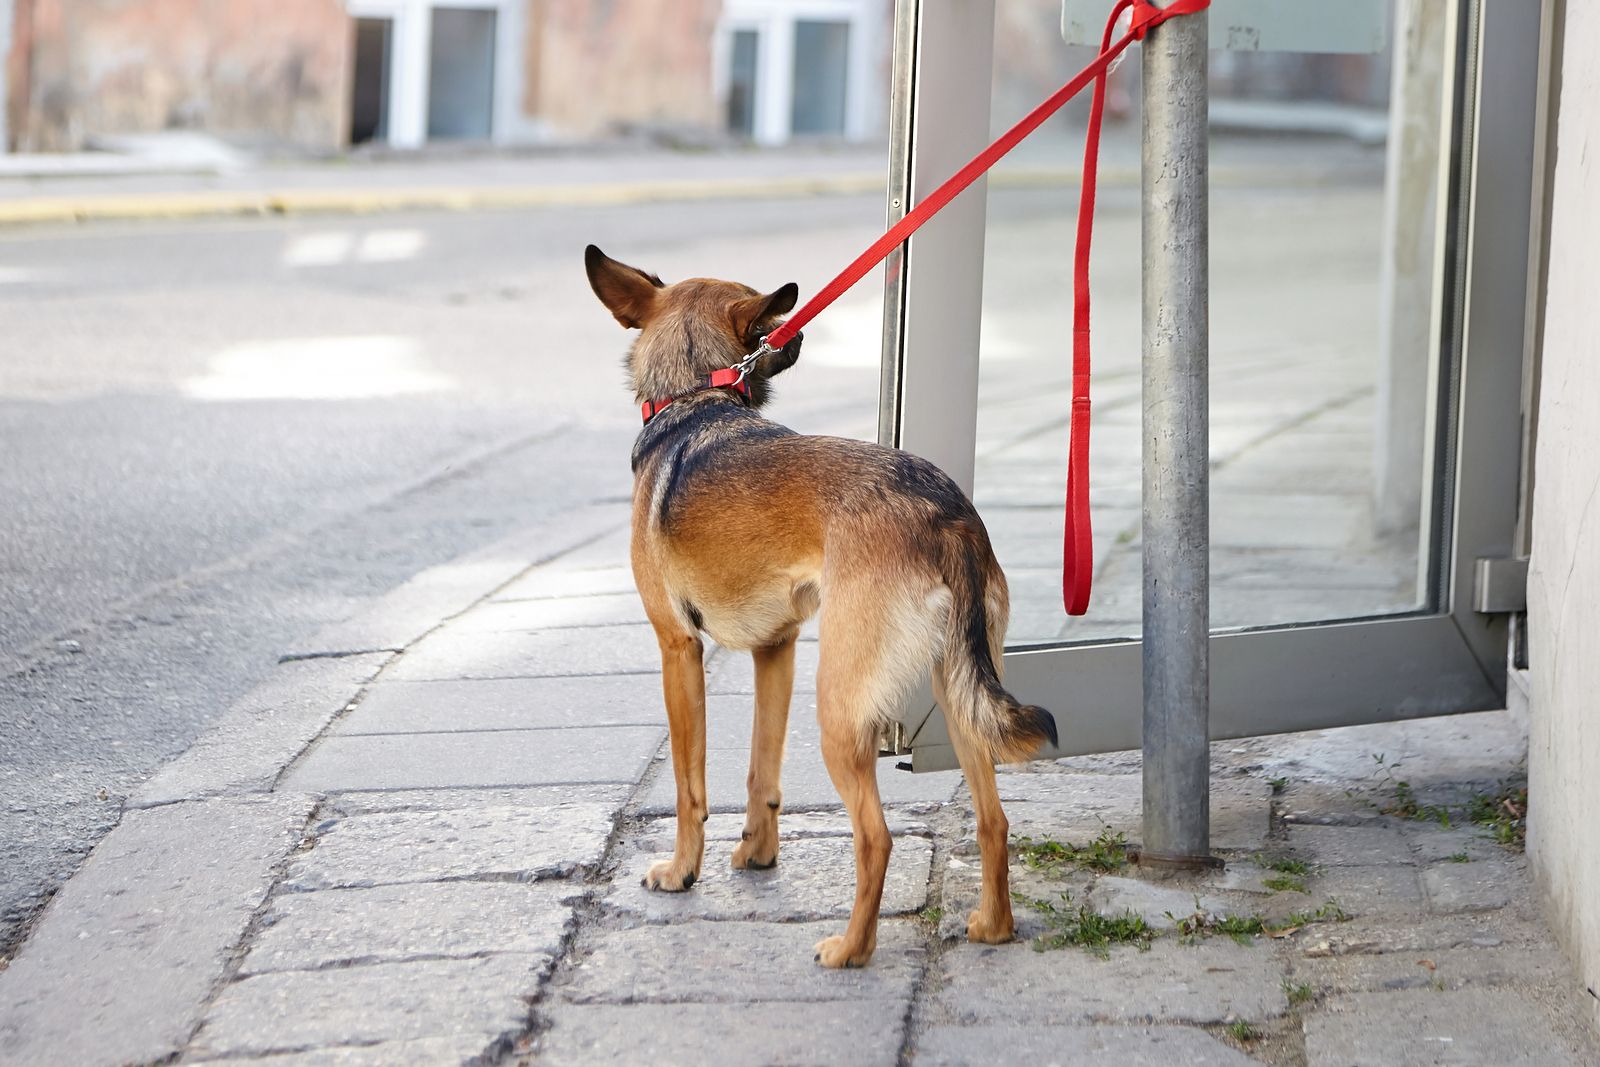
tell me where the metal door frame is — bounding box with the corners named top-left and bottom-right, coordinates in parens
top-left (880, 0), bottom-right (1541, 771)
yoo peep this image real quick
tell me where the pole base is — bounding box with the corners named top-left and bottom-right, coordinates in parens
top-left (1129, 849), bottom-right (1224, 873)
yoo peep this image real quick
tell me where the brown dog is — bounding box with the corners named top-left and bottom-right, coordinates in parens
top-left (586, 245), bottom-right (1057, 967)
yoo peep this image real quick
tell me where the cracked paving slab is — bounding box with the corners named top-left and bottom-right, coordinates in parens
top-left (241, 881), bottom-right (583, 973)
top-left (282, 803), bottom-right (615, 890)
top-left (933, 937), bottom-right (1289, 1026)
top-left (189, 955), bottom-right (545, 1060)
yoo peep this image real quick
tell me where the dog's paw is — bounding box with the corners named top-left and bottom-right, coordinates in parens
top-left (966, 907), bottom-right (1015, 945)
top-left (730, 837), bottom-right (778, 870)
top-left (642, 858), bottom-right (699, 892)
top-left (813, 934), bottom-right (874, 969)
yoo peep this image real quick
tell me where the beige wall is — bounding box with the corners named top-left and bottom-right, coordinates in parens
top-left (527, 0), bottom-right (721, 140)
top-left (13, 0), bottom-right (349, 152)
top-left (1527, 0), bottom-right (1600, 1032)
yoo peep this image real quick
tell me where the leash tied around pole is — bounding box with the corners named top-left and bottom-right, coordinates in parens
top-left (758, 0), bottom-right (1208, 617)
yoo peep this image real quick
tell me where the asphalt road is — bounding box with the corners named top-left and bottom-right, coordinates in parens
top-left (0, 191), bottom-right (890, 956)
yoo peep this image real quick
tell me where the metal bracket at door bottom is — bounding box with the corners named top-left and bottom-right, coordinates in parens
top-left (1473, 557), bottom-right (1529, 614)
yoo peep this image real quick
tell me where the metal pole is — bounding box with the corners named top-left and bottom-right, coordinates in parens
top-left (1138, 4), bottom-right (1212, 868)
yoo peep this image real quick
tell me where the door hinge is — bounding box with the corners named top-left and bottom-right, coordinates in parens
top-left (1473, 557), bottom-right (1528, 614)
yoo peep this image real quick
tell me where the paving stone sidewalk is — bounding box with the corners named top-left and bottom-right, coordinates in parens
top-left (2, 496), bottom-right (1596, 1067)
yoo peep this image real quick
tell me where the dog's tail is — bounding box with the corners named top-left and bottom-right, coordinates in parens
top-left (939, 536), bottom-right (1059, 764)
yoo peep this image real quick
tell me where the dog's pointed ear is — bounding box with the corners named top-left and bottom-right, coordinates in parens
top-left (730, 282), bottom-right (800, 343)
top-left (585, 245), bottom-right (664, 329)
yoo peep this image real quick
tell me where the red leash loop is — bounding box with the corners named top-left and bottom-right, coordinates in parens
top-left (759, 0), bottom-right (1208, 616)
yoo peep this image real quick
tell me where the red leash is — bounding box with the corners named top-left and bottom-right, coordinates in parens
top-left (759, 0), bottom-right (1207, 616)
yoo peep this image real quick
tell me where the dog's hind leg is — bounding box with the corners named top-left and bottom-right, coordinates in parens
top-left (813, 682), bottom-right (889, 969)
top-left (645, 627), bottom-right (708, 892)
top-left (934, 663), bottom-right (1016, 944)
top-left (733, 629), bottom-right (797, 870)
top-left (811, 586), bottom-right (903, 968)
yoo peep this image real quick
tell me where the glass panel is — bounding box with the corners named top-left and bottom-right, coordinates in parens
top-left (791, 20), bottom-right (850, 136)
top-left (427, 8), bottom-right (497, 140)
top-left (974, 0), bottom-right (1454, 647)
top-left (350, 17), bottom-right (393, 145)
top-left (728, 29), bottom-right (760, 137)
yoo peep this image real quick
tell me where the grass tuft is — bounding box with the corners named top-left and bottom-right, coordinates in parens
top-left (1225, 1020), bottom-right (1260, 1043)
top-left (1012, 829), bottom-right (1129, 875)
top-left (1015, 891), bottom-right (1154, 958)
top-left (1169, 901), bottom-right (1266, 946)
top-left (1262, 873), bottom-right (1310, 894)
top-left (1283, 980), bottom-right (1315, 1006)
top-left (1264, 899), bottom-right (1351, 936)
top-left (1467, 783), bottom-right (1527, 850)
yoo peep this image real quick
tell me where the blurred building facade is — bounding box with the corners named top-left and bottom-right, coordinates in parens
top-left (0, 0), bottom-right (892, 153)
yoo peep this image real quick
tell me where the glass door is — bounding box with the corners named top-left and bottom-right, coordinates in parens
top-left (881, 0), bottom-right (1540, 771)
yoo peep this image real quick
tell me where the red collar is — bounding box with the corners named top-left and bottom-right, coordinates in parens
top-left (640, 368), bottom-right (750, 424)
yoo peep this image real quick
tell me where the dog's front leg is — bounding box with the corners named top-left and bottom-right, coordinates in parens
top-left (733, 630), bottom-right (797, 870)
top-left (645, 629), bottom-right (707, 891)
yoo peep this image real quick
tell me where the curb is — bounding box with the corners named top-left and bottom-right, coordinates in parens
top-left (0, 167), bottom-right (1147, 228)
top-left (0, 172), bottom-right (887, 227)
top-left (0, 163), bottom-right (1381, 227)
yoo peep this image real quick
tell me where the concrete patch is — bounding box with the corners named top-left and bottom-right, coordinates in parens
top-left (1288, 910), bottom-right (1550, 958)
top-left (0, 796), bottom-right (313, 1067)
top-left (284, 804), bottom-right (615, 890)
top-left (1085, 876), bottom-right (1246, 932)
top-left (1420, 857), bottom-right (1520, 914)
top-left (934, 937), bottom-right (1288, 1025)
top-left (1296, 944), bottom-right (1572, 995)
top-left (280, 725), bottom-right (664, 792)
top-left (538, 1001), bottom-right (904, 1066)
top-left (334, 675), bottom-right (662, 734)
top-left (1285, 823), bottom-right (1416, 867)
top-left (1399, 825), bottom-right (1509, 864)
top-left (242, 882), bottom-right (580, 973)
top-left (558, 920), bottom-right (924, 1004)
top-left (190, 955), bottom-right (541, 1059)
top-left (1308, 864), bottom-right (1424, 919)
top-left (996, 774), bottom-right (1270, 852)
top-left (913, 1024), bottom-right (1261, 1065)
top-left (606, 837), bottom-right (932, 923)
top-left (1304, 986), bottom-right (1600, 1067)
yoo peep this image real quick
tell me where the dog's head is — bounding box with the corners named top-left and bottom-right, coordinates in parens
top-left (585, 245), bottom-right (802, 409)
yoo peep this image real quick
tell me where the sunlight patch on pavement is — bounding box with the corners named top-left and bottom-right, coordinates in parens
top-left (281, 229), bottom-right (427, 267)
top-left (358, 230), bottom-right (427, 262)
top-left (282, 232), bottom-right (355, 266)
top-left (182, 336), bottom-right (456, 400)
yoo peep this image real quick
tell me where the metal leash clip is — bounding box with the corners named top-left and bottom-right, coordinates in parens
top-left (731, 337), bottom-right (776, 385)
